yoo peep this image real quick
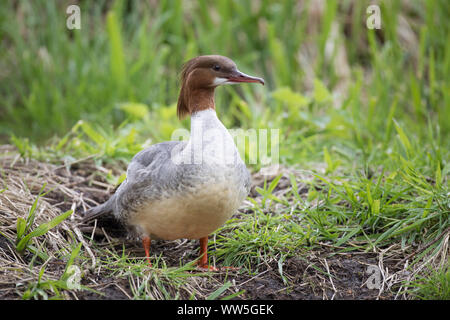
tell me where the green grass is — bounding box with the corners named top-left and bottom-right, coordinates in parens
top-left (0, 0), bottom-right (449, 299)
top-left (409, 266), bottom-right (450, 300)
top-left (15, 185), bottom-right (73, 256)
top-left (21, 243), bottom-right (86, 300)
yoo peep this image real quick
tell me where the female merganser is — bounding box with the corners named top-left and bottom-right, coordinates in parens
top-left (84, 55), bottom-right (264, 270)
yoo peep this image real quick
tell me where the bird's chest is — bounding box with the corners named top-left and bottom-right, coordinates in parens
top-left (129, 179), bottom-right (244, 240)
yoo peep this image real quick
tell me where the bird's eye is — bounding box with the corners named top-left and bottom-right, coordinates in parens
top-left (212, 65), bottom-right (221, 71)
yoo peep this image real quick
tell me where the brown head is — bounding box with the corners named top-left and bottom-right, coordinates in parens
top-left (177, 55), bottom-right (264, 119)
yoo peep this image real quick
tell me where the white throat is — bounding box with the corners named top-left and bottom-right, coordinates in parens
top-left (173, 109), bottom-right (242, 166)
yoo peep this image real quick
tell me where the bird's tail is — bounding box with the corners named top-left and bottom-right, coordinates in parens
top-left (82, 195), bottom-right (115, 222)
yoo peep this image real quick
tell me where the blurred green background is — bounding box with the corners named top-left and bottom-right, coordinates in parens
top-left (0, 0), bottom-right (448, 171)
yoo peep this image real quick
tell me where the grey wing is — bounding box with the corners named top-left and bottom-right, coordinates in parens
top-left (83, 141), bottom-right (187, 221)
top-left (127, 141), bottom-right (183, 180)
top-left (113, 141), bottom-right (187, 216)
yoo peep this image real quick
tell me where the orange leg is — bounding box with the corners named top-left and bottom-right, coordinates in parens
top-left (197, 236), bottom-right (218, 271)
top-left (142, 236), bottom-right (152, 267)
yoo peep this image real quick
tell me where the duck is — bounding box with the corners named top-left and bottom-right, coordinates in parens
top-left (83, 55), bottom-right (264, 270)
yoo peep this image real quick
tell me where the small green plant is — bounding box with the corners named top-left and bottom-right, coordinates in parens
top-left (409, 267), bottom-right (450, 300)
top-left (206, 281), bottom-right (244, 300)
top-left (22, 243), bottom-right (92, 300)
top-left (15, 184), bottom-right (73, 256)
top-left (254, 174), bottom-right (288, 208)
top-left (323, 146), bottom-right (341, 174)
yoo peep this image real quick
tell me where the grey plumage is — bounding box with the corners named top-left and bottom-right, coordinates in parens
top-left (83, 109), bottom-right (251, 240)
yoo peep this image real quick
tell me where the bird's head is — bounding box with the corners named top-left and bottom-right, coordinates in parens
top-left (177, 55), bottom-right (264, 119)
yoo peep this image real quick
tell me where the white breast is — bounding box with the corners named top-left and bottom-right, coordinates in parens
top-left (130, 182), bottom-right (242, 240)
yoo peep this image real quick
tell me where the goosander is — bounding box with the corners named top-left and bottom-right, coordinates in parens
top-left (84, 55), bottom-right (264, 270)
